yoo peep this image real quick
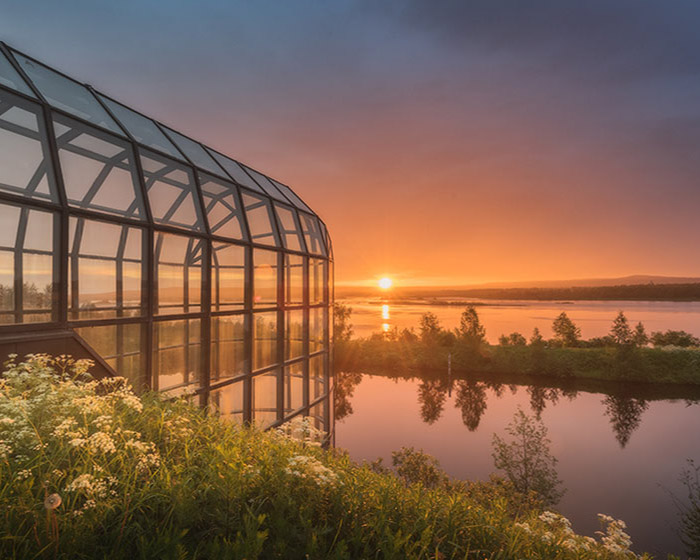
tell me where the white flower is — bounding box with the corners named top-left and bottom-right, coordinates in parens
top-left (44, 493), bottom-right (62, 510)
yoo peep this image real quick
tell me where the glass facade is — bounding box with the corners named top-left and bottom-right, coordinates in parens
top-left (0, 44), bottom-right (333, 440)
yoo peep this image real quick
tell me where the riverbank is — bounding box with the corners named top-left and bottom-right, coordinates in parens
top-left (0, 355), bottom-right (649, 559)
top-left (336, 338), bottom-right (700, 385)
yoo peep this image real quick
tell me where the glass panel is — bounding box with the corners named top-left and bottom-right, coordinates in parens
top-left (13, 52), bottom-right (123, 135)
top-left (253, 248), bottom-right (277, 307)
top-left (270, 178), bottom-right (313, 214)
top-left (300, 213), bottom-right (327, 256)
top-left (0, 203), bottom-right (55, 324)
top-left (153, 318), bottom-right (202, 394)
top-left (140, 149), bottom-right (205, 231)
top-left (284, 362), bottom-right (304, 414)
top-left (199, 173), bottom-right (246, 240)
top-left (253, 311), bottom-right (277, 370)
top-left (0, 51), bottom-right (35, 97)
top-left (205, 149), bottom-right (264, 193)
top-left (69, 217), bottom-right (142, 320)
top-left (155, 232), bottom-right (203, 315)
top-left (310, 307), bottom-right (326, 353)
top-left (253, 371), bottom-right (279, 429)
top-left (309, 398), bottom-right (328, 435)
top-left (285, 310), bottom-right (304, 360)
top-left (55, 116), bottom-right (145, 219)
top-left (309, 355), bottom-right (326, 403)
top-left (0, 91), bottom-right (57, 202)
top-left (210, 381), bottom-right (244, 423)
top-left (98, 95), bottom-right (183, 159)
top-left (310, 258), bottom-right (326, 304)
top-left (274, 204), bottom-right (305, 252)
top-left (243, 165), bottom-right (287, 202)
top-left (285, 254), bottom-right (304, 305)
top-left (210, 315), bottom-right (246, 383)
top-left (212, 242), bottom-right (245, 311)
top-left (242, 192), bottom-right (278, 246)
top-left (162, 127), bottom-right (224, 176)
top-left (75, 323), bottom-right (144, 388)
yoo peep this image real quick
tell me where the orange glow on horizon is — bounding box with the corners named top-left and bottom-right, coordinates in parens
top-left (378, 277), bottom-right (393, 290)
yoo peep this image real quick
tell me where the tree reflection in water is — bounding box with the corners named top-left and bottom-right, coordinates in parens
top-left (603, 394), bottom-right (649, 448)
top-left (454, 380), bottom-right (488, 431)
top-left (333, 371), bottom-right (363, 421)
top-left (418, 379), bottom-right (448, 424)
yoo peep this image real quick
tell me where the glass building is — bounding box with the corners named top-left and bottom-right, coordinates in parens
top-left (0, 43), bottom-right (333, 437)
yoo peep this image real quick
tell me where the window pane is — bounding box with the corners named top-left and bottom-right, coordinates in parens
top-left (210, 315), bottom-right (246, 383)
top-left (98, 95), bottom-right (183, 159)
top-left (242, 192), bottom-right (278, 246)
top-left (310, 307), bottom-right (326, 353)
top-left (300, 213), bottom-right (327, 256)
top-left (155, 232), bottom-right (203, 315)
top-left (161, 127), bottom-right (224, 176)
top-left (206, 149), bottom-right (264, 193)
top-left (0, 91), bottom-right (57, 202)
top-left (284, 362), bottom-right (304, 414)
top-left (199, 173), bottom-right (246, 240)
top-left (244, 166), bottom-right (287, 202)
top-left (253, 371), bottom-right (279, 429)
top-left (210, 381), bottom-right (244, 423)
top-left (285, 310), bottom-right (304, 360)
top-left (309, 355), bottom-right (327, 403)
top-left (270, 178), bottom-right (313, 214)
top-left (154, 319), bottom-right (202, 394)
top-left (55, 116), bottom-right (145, 219)
top-left (274, 204), bottom-right (305, 252)
top-left (0, 51), bottom-right (35, 97)
top-left (140, 149), bottom-right (205, 232)
top-left (13, 52), bottom-right (123, 135)
top-left (68, 217), bottom-right (142, 320)
top-left (285, 254), bottom-right (304, 305)
top-left (75, 323), bottom-right (145, 388)
top-left (212, 242), bottom-right (245, 311)
top-left (253, 311), bottom-right (277, 370)
top-left (253, 248), bottom-right (277, 307)
top-left (310, 258), bottom-right (326, 304)
top-left (0, 203), bottom-right (55, 324)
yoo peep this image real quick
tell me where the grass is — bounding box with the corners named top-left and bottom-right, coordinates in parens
top-left (0, 354), bottom-right (658, 559)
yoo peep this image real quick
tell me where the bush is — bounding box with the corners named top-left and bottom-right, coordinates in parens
top-left (0, 354), bottom-right (649, 559)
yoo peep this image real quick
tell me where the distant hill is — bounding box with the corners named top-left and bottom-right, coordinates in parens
top-left (457, 275), bottom-right (700, 289)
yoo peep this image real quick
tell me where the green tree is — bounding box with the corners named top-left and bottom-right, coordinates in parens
top-left (650, 330), bottom-right (700, 348)
top-left (333, 303), bottom-right (354, 342)
top-left (492, 408), bottom-right (564, 506)
top-left (419, 312), bottom-right (442, 344)
top-left (456, 305), bottom-right (486, 349)
top-left (529, 327), bottom-right (544, 347)
top-left (391, 447), bottom-right (449, 489)
top-left (551, 312), bottom-right (580, 347)
top-left (610, 311), bottom-right (632, 345)
top-left (632, 322), bottom-right (648, 347)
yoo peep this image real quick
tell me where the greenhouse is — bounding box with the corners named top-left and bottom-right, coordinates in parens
top-left (0, 43), bottom-right (333, 436)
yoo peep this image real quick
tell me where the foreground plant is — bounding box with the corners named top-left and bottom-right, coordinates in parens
top-left (0, 354), bottom-right (653, 559)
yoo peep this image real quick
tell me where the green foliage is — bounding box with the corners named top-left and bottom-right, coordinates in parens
top-left (333, 303), bottom-right (354, 343)
top-left (391, 447), bottom-right (449, 489)
top-left (610, 311), bottom-right (632, 345)
top-left (551, 312), bottom-right (581, 347)
top-left (632, 322), bottom-right (649, 347)
top-left (492, 408), bottom-right (564, 507)
top-left (529, 328), bottom-right (544, 347)
top-left (500, 332), bottom-right (527, 347)
top-left (650, 329), bottom-right (700, 348)
top-left (456, 305), bottom-right (486, 348)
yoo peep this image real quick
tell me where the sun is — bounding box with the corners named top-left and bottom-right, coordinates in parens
top-left (378, 277), bottom-right (393, 290)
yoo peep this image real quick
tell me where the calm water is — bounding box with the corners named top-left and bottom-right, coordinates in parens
top-left (335, 371), bottom-right (700, 557)
top-left (335, 300), bottom-right (700, 557)
top-left (343, 297), bottom-right (700, 342)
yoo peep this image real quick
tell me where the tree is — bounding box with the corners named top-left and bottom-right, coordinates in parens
top-left (529, 327), bottom-right (544, 347)
top-left (492, 408), bottom-right (564, 506)
top-left (632, 322), bottom-right (648, 347)
top-left (551, 312), bottom-right (580, 347)
top-left (499, 332), bottom-right (526, 346)
top-left (419, 312), bottom-right (442, 344)
top-left (392, 447), bottom-right (448, 489)
top-left (610, 311), bottom-right (632, 345)
top-left (650, 330), bottom-right (700, 348)
top-left (333, 303), bottom-right (354, 342)
top-left (456, 305), bottom-right (486, 348)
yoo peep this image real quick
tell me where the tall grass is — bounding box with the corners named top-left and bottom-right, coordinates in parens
top-left (0, 354), bottom-right (653, 559)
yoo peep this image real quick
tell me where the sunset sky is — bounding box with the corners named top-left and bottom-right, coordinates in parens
top-left (3, 1), bottom-right (700, 286)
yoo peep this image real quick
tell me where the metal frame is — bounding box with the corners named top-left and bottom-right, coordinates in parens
top-left (0, 42), bottom-right (334, 439)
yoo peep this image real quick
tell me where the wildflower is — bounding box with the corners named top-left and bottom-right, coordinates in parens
top-left (88, 432), bottom-right (116, 454)
top-left (44, 493), bottom-right (62, 510)
top-left (16, 469), bottom-right (32, 480)
top-left (285, 455), bottom-right (337, 486)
